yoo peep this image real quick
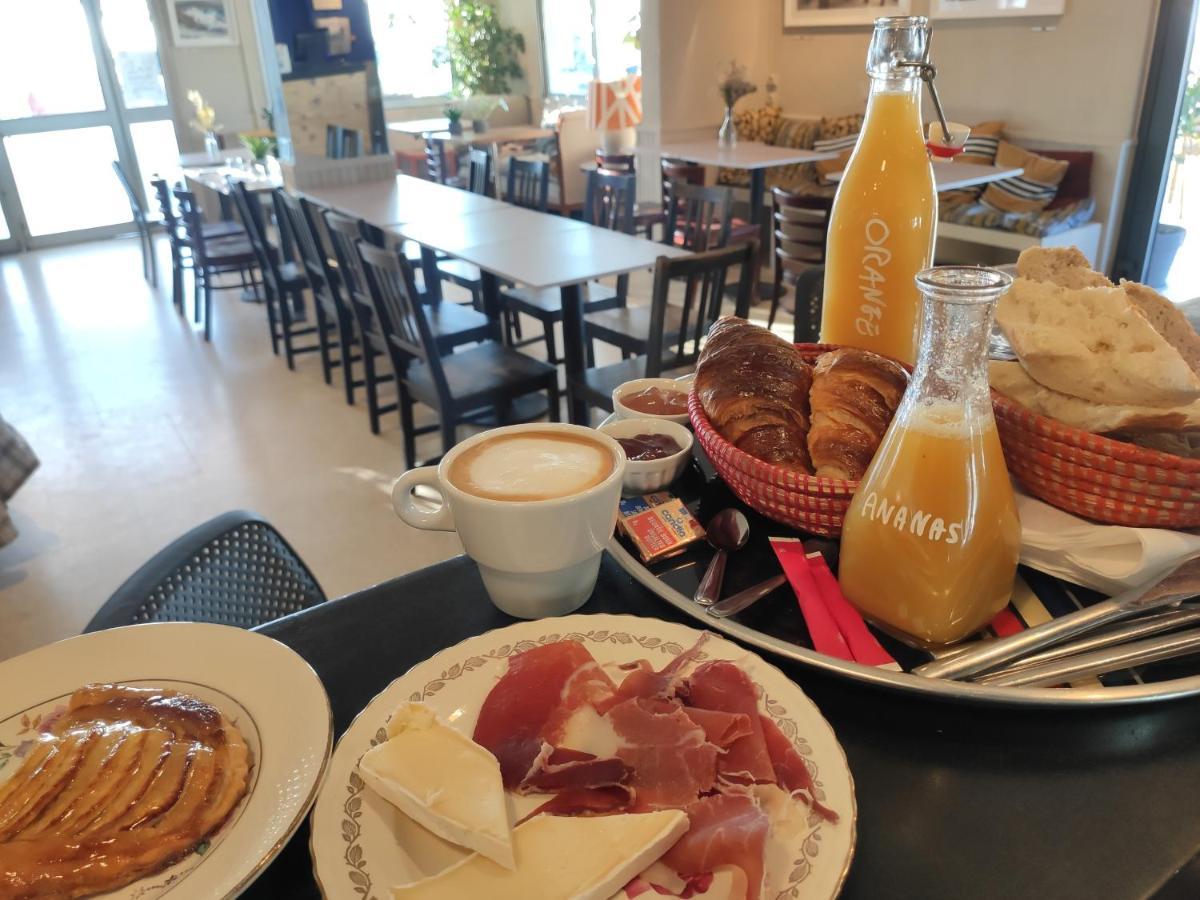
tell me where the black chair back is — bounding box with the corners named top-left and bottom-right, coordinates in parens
top-left (506, 158), bottom-right (549, 211)
top-left (595, 151), bottom-right (636, 176)
top-left (425, 138), bottom-right (452, 184)
top-left (582, 170), bottom-right (636, 234)
top-left (172, 188), bottom-right (210, 266)
top-left (151, 178), bottom-right (182, 246)
top-left (467, 148), bottom-right (492, 196)
top-left (644, 241), bottom-right (758, 376)
top-left (665, 182), bottom-right (734, 252)
top-left (276, 189), bottom-right (344, 319)
top-left (357, 241), bottom-right (447, 397)
top-left (229, 180), bottom-right (278, 291)
top-left (324, 211), bottom-right (384, 350)
top-left (85, 510), bottom-right (325, 632)
top-left (792, 266), bottom-right (825, 344)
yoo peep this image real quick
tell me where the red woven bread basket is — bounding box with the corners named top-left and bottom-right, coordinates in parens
top-left (688, 343), bottom-right (859, 537)
top-left (992, 392), bottom-right (1200, 528)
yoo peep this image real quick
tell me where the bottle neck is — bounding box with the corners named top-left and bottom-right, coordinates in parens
top-left (868, 72), bottom-right (922, 96)
top-left (907, 293), bottom-right (996, 418)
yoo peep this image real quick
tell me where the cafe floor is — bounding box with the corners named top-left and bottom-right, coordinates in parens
top-left (0, 235), bottom-right (791, 661)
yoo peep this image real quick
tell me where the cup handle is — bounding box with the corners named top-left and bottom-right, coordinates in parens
top-left (391, 467), bottom-right (455, 532)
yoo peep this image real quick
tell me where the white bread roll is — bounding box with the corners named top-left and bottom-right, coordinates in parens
top-left (997, 252), bottom-right (1200, 406)
top-left (990, 360), bottom-right (1200, 434)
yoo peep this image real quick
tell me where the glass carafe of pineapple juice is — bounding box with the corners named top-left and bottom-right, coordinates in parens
top-left (838, 266), bottom-right (1020, 648)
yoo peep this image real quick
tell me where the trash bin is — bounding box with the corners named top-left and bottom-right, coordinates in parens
top-left (1146, 223), bottom-right (1187, 288)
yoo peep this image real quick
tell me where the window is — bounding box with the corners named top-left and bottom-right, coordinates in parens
top-left (541, 0), bottom-right (641, 99)
top-left (366, 0), bottom-right (453, 100)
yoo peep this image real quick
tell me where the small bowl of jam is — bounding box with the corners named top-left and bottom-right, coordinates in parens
top-left (599, 417), bottom-right (694, 494)
top-left (612, 378), bottom-right (692, 426)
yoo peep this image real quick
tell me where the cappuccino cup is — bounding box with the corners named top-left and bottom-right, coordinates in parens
top-left (391, 424), bottom-right (626, 618)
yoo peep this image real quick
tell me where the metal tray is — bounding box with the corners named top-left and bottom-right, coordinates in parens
top-left (607, 456), bottom-right (1200, 707)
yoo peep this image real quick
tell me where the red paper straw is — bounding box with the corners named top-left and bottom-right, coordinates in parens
top-left (769, 538), bottom-right (853, 661)
top-left (805, 551), bottom-right (901, 671)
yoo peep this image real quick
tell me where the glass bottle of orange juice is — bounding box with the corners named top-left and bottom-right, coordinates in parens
top-left (821, 16), bottom-right (937, 365)
top-left (838, 266), bottom-right (1020, 648)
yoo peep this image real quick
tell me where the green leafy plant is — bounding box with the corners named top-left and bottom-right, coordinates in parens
top-left (442, 0), bottom-right (525, 97)
top-left (240, 133), bottom-right (277, 162)
top-left (444, 105), bottom-right (463, 124)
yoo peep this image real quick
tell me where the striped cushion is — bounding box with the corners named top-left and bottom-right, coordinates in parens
top-left (939, 195), bottom-right (1095, 237)
top-left (980, 140), bottom-right (1069, 214)
top-left (813, 113), bottom-right (863, 182)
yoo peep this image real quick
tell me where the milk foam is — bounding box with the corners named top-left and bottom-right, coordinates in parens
top-left (453, 434), bottom-right (611, 501)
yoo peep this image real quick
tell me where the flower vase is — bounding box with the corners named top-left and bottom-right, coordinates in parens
top-left (203, 130), bottom-right (220, 161)
top-left (448, 119), bottom-right (463, 136)
top-left (718, 106), bottom-right (737, 148)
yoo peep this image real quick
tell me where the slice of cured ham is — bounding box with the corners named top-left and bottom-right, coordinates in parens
top-left (684, 662), bottom-right (775, 785)
top-left (473, 641), bottom-right (616, 787)
top-left (680, 708), bottom-right (753, 751)
top-left (605, 698), bottom-right (718, 811)
top-left (759, 715), bottom-right (838, 823)
top-left (660, 794), bottom-right (770, 900)
top-left (521, 746), bottom-right (632, 795)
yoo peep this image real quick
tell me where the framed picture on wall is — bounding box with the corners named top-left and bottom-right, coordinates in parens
top-left (783, 0), bottom-right (913, 28)
top-left (930, 0), bottom-right (1065, 19)
top-left (168, 0), bottom-right (238, 47)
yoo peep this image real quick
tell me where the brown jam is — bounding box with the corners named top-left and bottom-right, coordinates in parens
top-left (617, 433), bottom-right (683, 461)
top-left (621, 386), bottom-right (689, 416)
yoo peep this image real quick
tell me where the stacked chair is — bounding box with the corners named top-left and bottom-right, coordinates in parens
top-left (150, 178), bottom-right (245, 312)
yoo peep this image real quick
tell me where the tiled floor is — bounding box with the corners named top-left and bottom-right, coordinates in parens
top-left (1, 234), bottom-right (790, 662)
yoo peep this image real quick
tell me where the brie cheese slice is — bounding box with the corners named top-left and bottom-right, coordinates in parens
top-left (358, 703), bottom-right (513, 869)
top-left (390, 810), bottom-right (689, 900)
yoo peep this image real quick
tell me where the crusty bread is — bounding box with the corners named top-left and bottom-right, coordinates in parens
top-left (1120, 280), bottom-right (1200, 376)
top-left (1016, 246), bottom-right (1113, 289)
top-left (990, 360), bottom-right (1200, 433)
top-left (997, 277), bottom-right (1200, 406)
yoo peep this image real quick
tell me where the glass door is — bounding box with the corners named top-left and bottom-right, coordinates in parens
top-left (0, 0), bottom-right (179, 251)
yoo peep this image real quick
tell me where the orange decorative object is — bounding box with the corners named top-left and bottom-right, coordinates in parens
top-left (587, 75), bottom-right (643, 132)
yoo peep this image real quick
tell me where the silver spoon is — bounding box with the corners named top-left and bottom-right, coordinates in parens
top-left (694, 509), bottom-right (750, 607)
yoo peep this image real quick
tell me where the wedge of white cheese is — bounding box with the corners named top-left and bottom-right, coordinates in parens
top-left (358, 703), bottom-right (514, 869)
top-left (390, 810), bottom-right (690, 900)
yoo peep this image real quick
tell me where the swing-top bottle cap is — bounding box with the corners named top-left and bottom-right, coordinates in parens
top-left (867, 16), bottom-right (930, 78)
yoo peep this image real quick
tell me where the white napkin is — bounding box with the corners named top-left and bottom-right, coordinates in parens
top-left (1017, 490), bottom-right (1200, 595)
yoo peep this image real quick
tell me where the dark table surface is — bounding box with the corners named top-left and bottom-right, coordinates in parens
top-left (248, 553), bottom-right (1200, 900)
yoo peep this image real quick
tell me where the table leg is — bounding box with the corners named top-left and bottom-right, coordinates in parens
top-left (559, 282), bottom-right (587, 425)
top-left (480, 270), bottom-right (505, 344)
top-left (420, 246), bottom-right (443, 304)
top-left (749, 168), bottom-right (774, 301)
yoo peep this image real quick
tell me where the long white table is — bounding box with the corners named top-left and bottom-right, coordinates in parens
top-left (828, 160), bottom-right (1024, 192)
top-left (297, 175), bottom-right (507, 226)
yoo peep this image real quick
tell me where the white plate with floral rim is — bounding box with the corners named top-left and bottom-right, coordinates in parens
top-left (0, 622), bottom-right (332, 899)
top-left (309, 613), bottom-right (856, 900)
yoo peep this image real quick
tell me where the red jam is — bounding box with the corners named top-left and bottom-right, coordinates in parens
top-left (621, 386), bottom-right (688, 416)
top-left (617, 433), bottom-right (683, 461)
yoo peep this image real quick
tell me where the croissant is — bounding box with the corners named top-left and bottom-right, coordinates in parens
top-left (696, 317), bottom-right (814, 472)
top-left (807, 348), bottom-right (909, 480)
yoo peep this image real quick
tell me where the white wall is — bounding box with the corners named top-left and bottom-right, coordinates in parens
top-left (155, 0), bottom-right (269, 153)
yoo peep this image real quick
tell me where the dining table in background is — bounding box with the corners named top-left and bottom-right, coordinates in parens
top-left (827, 159), bottom-right (1025, 192)
top-left (244, 552), bottom-right (1200, 900)
top-left (177, 147), bottom-right (252, 169)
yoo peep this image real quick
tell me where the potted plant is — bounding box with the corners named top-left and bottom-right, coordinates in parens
top-left (442, 0), bottom-right (524, 133)
top-left (444, 105), bottom-right (464, 136)
top-left (240, 134), bottom-right (277, 172)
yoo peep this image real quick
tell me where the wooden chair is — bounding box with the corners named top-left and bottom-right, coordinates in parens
top-left (499, 170), bottom-right (631, 365)
top-left (596, 153), bottom-right (663, 238)
top-left (769, 187), bottom-right (833, 328)
top-left (356, 241), bottom-right (560, 469)
top-left (791, 266), bottom-right (825, 344)
top-left (151, 178), bottom-right (243, 311)
top-left (660, 159), bottom-right (758, 246)
top-left (438, 148), bottom-right (494, 307)
top-left (112, 160), bottom-right (156, 286)
top-left (584, 181), bottom-right (736, 360)
top-left (424, 137), bottom-right (461, 186)
top-left (505, 157), bottom-right (549, 211)
top-left (324, 212), bottom-right (492, 435)
top-left (173, 187), bottom-right (260, 342)
top-left (229, 181), bottom-right (317, 366)
top-left (573, 242), bottom-right (759, 415)
top-left (276, 190), bottom-right (359, 400)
